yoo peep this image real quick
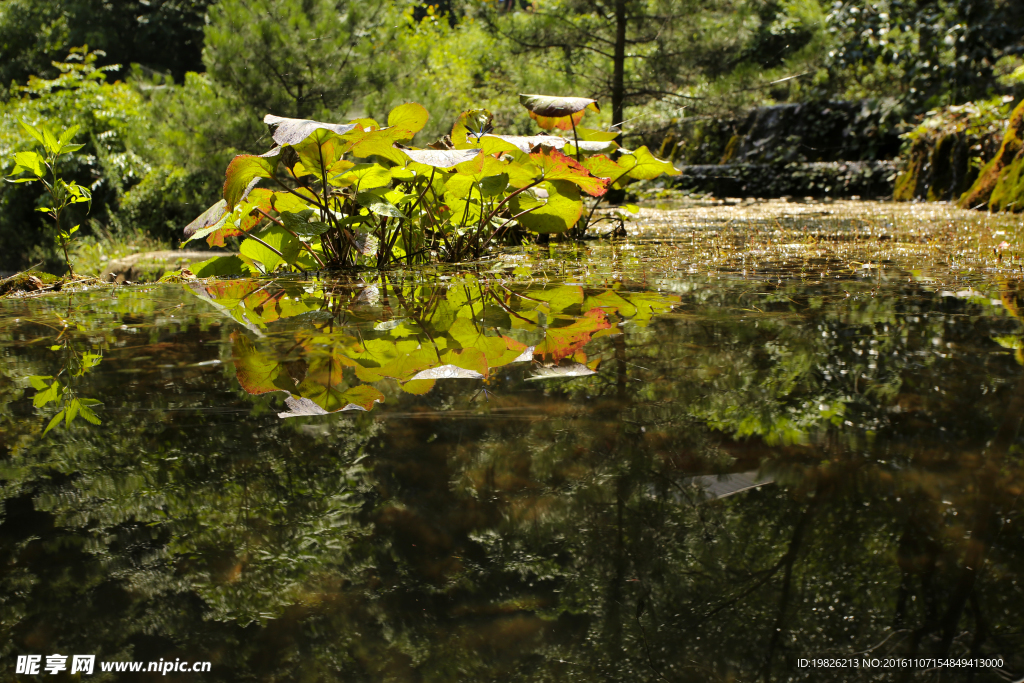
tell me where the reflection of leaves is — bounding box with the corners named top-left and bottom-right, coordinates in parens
top-left (526, 363), bottom-right (597, 380)
top-left (194, 280), bottom-right (676, 413)
top-left (232, 333), bottom-right (296, 395)
top-left (410, 364), bottom-right (484, 380)
top-left (535, 309), bottom-right (612, 362)
top-left (28, 343), bottom-right (104, 434)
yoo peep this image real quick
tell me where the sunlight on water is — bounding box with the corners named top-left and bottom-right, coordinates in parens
top-left (1, 201), bottom-right (1022, 681)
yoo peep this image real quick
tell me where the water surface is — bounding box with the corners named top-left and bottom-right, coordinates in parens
top-left (2, 201), bottom-right (1023, 681)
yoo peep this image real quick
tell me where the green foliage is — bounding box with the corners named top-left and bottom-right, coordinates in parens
top-left (814, 0), bottom-right (1024, 112)
top-left (0, 48), bottom-right (151, 272)
top-left (188, 275), bottom-right (677, 416)
top-left (27, 331), bottom-right (103, 433)
top-left (184, 98), bottom-right (677, 273)
top-left (893, 97), bottom-right (1013, 203)
top-left (6, 120), bottom-right (92, 275)
top-left (0, 0), bottom-right (212, 86)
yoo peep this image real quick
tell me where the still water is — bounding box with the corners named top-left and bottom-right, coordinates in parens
top-left (2, 201), bottom-right (1023, 681)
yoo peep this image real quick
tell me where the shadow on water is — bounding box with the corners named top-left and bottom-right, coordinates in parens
top-left (1, 201), bottom-right (1024, 681)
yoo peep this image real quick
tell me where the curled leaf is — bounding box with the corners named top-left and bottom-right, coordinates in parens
top-left (409, 364), bottom-right (485, 380)
top-left (264, 114), bottom-right (357, 146)
top-left (526, 363), bottom-right (597, 380)
top-left (183, 199), bottom-right (228, 238)
top-left (520, 94), bottom-right (600, 131)
top-left (403, 148), bottom-right (482, 168)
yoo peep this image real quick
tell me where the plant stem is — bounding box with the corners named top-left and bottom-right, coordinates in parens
top-left (570, 117), bottom-right (582, 164)
top-left (254, 207), bottom-right (326, 269)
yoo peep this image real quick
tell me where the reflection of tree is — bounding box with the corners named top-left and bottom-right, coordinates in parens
top-left (1, 275), bottom-right (1023, 681)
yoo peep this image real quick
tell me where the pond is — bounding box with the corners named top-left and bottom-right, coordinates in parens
top-left (2, 200), bottom-right (1023, 681)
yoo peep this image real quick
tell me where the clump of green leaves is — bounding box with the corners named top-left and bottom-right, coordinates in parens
top-left (28, 333), bottom-right (103, 434)
top-left (7, 120), bottom-right (92, 276)
top-left (184, 95), bottom-right (677, 275)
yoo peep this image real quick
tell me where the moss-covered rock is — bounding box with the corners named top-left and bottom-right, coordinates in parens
top-left (959, 99), bottom-right (1024, 210)
top-left (988, 151), bottom-right (1024, 212)
top-left (0, 269), bottom-right (61, 296)
top-left (894, 99), bottom-right (1009, 203)
top-left (893, 137), bottom-right (929, 201)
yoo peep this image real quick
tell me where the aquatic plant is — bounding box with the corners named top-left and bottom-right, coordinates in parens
top-left (183, 95), bottom-right (677, 275)
top-left (190, 274), bottom-right (679, 416)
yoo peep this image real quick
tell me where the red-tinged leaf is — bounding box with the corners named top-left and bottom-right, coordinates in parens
top-left (223, 155), bottom-right (277, 209)
top-left (534, 308), bottom-right (612, 362)
top-left (530, 110), bottom-right (586, 131)
top-left (264, 114), bottom-right (357, 145)
top-left (348, 117), bottom-right (381, 132)
top-left (530, 149), bottom-right (608, 196)
top-left (205, 188), bottom-right (276, 247)
top-left (231, 333), bottom-right (296, 396)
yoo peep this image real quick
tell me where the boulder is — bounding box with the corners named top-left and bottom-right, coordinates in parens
top-left (958, 100), bottom-right (1024, 211)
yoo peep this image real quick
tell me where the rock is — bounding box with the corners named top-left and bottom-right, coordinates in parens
top-left (102, 251), bottom-right (236, 283)
top-left (0, 269), bottom-right (60, 296)
top-left (959, 99), bottom-right (1024, 211)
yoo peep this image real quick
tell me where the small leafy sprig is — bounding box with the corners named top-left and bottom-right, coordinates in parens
top-left (7, 121), bottom-right (92, 277)
top-left (28, 332), bottom-right (103, 434)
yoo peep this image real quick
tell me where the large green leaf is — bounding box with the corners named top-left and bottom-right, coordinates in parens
top-left (347, 127), bottom-right (413, 165)
top-left (618, 146), bottom-right (680, 180)
top-left (333, 163), bottom-right (392, 190)
top-left (192, 255), bottom-right (246, 277)
top-left (356, 192), bottom-right (406, 218)
top-left (582, 154), bottom-right (628, 181)
top-left (388, 103), bottom-right (429, 139)
top-left (280, 209), bottom-right (331, 239)
top-left (240, 225), bottom-right (301, 272)
top-left (511, 180), bottom-right (583, 234)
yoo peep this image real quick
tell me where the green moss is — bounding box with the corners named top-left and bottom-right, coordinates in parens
top-left (894, 138), bottom-right (928, 201)
top-left (959, 100), bottom-right (1024, 210)
top-left (989, 151), bottom-right (1024, 212)
top-left (719, 135), bottom-right (741, 165)
top-left (0, 269), bottom-right (61, 297)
